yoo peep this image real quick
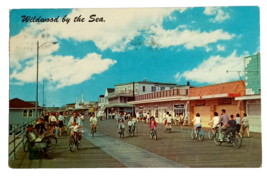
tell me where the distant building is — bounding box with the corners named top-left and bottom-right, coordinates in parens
top-left (9, 98), bottom-right (42, 126)
top-left (236, 52), bottom-right (261, 132)
top-left (99, 79), bottom-right (186, 118)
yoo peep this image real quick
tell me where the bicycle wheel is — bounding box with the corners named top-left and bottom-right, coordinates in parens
top-left (213, 132), bottom-right (222, 146)
top-left (69, 136), bottom-right (75, 152)
top-left (154, 130), bottom-right (157, 140)
top-left (232, 133), bottom-right (242, 149)
top-left (208, 129), bottom-right (213, 140)
top-left (198, 129), bottom-right (204, 141)
top-left (190, 129), bottom-right (195, 140)
top-left (46, 136), bottom-right (57, 150)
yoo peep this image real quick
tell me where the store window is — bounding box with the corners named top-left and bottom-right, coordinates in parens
top-left (160, 87), bottom-right (165, 91)
top-left (174, 104), bottom-right (185, 116)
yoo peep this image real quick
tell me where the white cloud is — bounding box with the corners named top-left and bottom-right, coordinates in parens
top-left (204, 7), bottom-right (230, 23)
top-left (176, 50), bottom-right (245, 84)
top-left (10, 53), bottom-right (117, 88)
top-left (10, 8), bottom-right (188, 68)
top-left (145, 25), bottom-right (235, 49)
top-left (205, 46), bottom-right (212, 52)
top-left (217, 44), bottom-right (225, 51)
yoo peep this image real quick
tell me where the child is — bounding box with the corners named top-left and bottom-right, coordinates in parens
top-left (242, 113), bottom-right (249, 138)
top-left (68, 121), bottom-right (79, 137)
top-left (55, 124), bottom-right (59, 138)
top-left (179, 113), bottom-right (184, 130)
top-left (149, 116), bottom-right (157, 131)
top-left (128, 118), bottom-right (133, 132)
top-left (190, 113), bottom-right (202, 138)
top-left (224, 114), bottom-right (236, 141)
top-left (235, 113), bottom-right (242, 137)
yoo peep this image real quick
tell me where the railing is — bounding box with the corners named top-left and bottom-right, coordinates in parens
top-left (9, 118), bottom-right (37, 160)
top-left (135, 88), bottom-right (188, 101)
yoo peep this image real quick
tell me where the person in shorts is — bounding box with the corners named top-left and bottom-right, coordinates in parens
top-left (224, 114), bottom-right (237, 141)
top-left (50, 113), bottom-right (57, 133)
top-left (191, 113), bottom-right (202, 138)
top-left (242, 113), bottom-right (250, 138)
top-left (235, 113), bottom-right (242, 136)
top-left (208, 112), bottom-right (220, 134)
top-left (58, 112), bottom-right (65, 136)
top-left (179, 113), bottom-right (184, 130)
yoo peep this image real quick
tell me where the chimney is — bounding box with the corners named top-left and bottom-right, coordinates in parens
top-left (187, 81), bottom-right (190, 86)
top-left (82, 93), bottom-right (84, 102)
top-left (144, 78), bottom-right (147, 82)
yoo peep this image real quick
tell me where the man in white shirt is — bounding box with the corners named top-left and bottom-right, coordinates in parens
top-left (68, 112), bottom-right (82, 144)
top-left (90, 113), bottom-right (98, 134)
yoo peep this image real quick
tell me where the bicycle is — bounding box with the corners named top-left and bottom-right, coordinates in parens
top-left (150, 125), bottom-right (157, 140)
top-left (69, 132), bottom-right (80, 152)
top-left (23, 133), bottom-right (57, 152)
top-left (213, 127), bottom-right (242, 149)
top-left (91, 126), bottom-right (96, 138)
top-left (190, 125), bottom-right (204, 141)
top-left (207, 124), bottom-right (219, 140)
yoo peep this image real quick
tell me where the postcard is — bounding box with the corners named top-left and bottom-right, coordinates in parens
top-left (8, 7), bottom-right (261, 168)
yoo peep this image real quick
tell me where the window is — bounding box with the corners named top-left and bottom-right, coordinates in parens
top-left (160, 87), bottom-right (165, 91)
top-left (22, 109), bottom-right (33, 118)
top-left (23, 110), bottom-right (28, 117)
top-left (143, 86), bottom-right (145, 92)
top-left (28, 110), bottom-right (33, 117)
top-left (170, 87), bottom-right (174, 89)
top-left (174, 104), bottom-right (185, 116)
top-left (151, 86), bottom-right (156, 92)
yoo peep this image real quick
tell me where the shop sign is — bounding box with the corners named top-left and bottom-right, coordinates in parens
top-left (218, 98), bottom-right (231, 105)
top-left (195, 100), bottom-right (205, 106)
top-left (174, 104), bottom-right (185, 108)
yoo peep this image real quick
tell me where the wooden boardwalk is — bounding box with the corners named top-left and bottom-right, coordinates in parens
top-left (9, 117), bottom-right (262, 168)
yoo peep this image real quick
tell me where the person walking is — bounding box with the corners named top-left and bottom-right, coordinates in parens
top-left (235, 113), bottom-right (242, 137)
top-left (242, 113), bottom-right (250, 138)
top-left (58, 112), bottom-right (65, 136)
top-left (179, 113), bottom-right (184, 130)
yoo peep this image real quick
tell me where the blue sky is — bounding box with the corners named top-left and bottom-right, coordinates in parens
top-left (9, 7), bottom-right (260, 107)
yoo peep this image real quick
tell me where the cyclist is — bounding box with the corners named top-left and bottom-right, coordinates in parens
top-left (68, 111), bottom-right (82, 145)
top-left (190, 113), bottom-right (202, 138)
top-left (208, 112), bottom-right (220, 134)
top-left (117, 112), bottom-right (125, 136)
top-left (223, 114), bottom-right (237, 141)
top-left (132, 115), bottom-right (137, 124)
top-left (68, 121), bottom-right (79, 137)
top-left (219, 109), bottom-right (230, 141)
top-left (80, 113), bottom-right (85, 133)
top-left (90, 113), bottom-right (97, 134)
top-left (149, 116), bottom-right (157, 133)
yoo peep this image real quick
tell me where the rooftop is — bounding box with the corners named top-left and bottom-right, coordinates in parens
top-left (10, 98), bottom-right (41, 109)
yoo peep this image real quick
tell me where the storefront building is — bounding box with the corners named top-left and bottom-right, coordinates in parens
top-left (128, 87), bottom-right (190, 123)
top-left (182, 80), bottom-right (246, 128)
top-left (235, 53), bottom-right (261, 133)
